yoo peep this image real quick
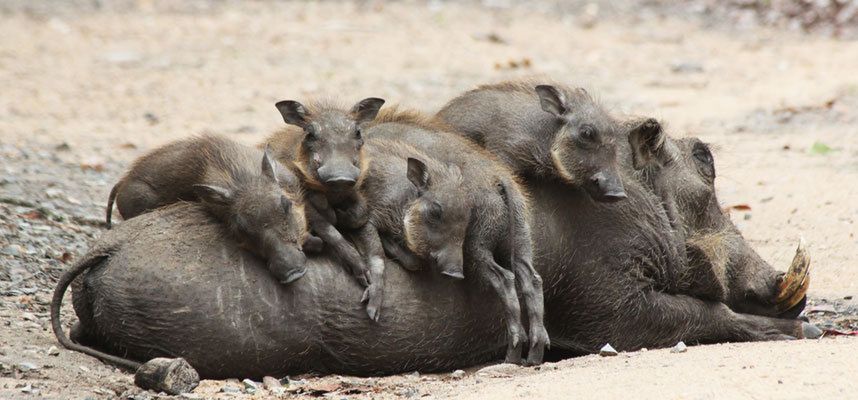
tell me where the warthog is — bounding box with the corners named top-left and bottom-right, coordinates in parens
top-left (267, 98), bottom-right (385, 289)
top-left (51, 127), bottom-right (816, 378)
top-left (437, 80), bottom-right (628, 202)
top-left (104, 134), bottom-right (309, 283)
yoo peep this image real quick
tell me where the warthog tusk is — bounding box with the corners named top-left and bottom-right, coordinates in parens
top-left (775, 238), bottom-right (811, 313)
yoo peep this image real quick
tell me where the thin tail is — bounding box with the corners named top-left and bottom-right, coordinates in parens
top-left (50, 251), bottom-right (142, 371)
top-left (105, 183), bottom-right (119, 229)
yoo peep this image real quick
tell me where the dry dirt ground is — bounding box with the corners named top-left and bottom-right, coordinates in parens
top-left (1, 1), bottom-right (857, 399)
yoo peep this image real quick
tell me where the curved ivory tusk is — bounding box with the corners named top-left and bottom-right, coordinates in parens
top-left (775, 238), bottom-right (811, 312)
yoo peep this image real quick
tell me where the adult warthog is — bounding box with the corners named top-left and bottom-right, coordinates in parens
top-left (52, 132), bottom-right (815, 378)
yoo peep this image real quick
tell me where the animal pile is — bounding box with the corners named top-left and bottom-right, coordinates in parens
top-left (52, 80), bottom-right (816, 378)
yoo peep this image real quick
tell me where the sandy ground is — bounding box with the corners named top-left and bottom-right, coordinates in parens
top-left (1, 1), bottom-right (857, 399)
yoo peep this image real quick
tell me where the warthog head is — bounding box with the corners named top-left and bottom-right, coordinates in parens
top-left (629, 122), bottom-right (809, 319)
top-left (402, 157), bottom-right (470, 278)
top-left (193, 148), bottom-right (309, 284)
top-left (535, 84), bottom-right (626, 202)
top-left (275, 98), bottom-right (385, 192)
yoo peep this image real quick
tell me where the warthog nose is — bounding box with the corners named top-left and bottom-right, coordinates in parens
top-left (590, 171), bottom-right (627, 203)
top-left (324, 176), bottom-right (357, 188)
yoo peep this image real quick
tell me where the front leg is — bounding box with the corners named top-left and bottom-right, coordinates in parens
top-left (334, 195), bottom-right (369, 230)
top-left (500, 179), bottom-right (549, 365)
top-left (604, 291), bottom-right (821, 351)
top-left (470, 246), bottom-right (527, 365)
top-left (380, 235), bottom-right (422, 271)
top-left (306, 204), bottom-right (369, 287)
top-left (352, 223), bottom-right (386, 322)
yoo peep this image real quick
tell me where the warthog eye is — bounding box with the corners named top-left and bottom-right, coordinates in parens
top-left (579, 124), bottom-right (598, 142)
top-left (426, 201), bottom-right (443, 223)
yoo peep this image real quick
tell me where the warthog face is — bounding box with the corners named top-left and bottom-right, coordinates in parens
top-left (194, 149), bottom-right (309, 284)
top-left (275, 98), bottom-right (385, 191)
top-left (402, 158), bottom-right (470, 278)
top-left (651, 136), bottom-right (809, 318)
top-left (535, 85), bottom-right (626, 202)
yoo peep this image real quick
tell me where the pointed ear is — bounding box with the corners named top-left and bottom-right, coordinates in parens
top-left (192, 184), bottom-right (233, 205)
top-left (351, 97), bottom-right (385, 125)
top-left (275, 100), bottom-right (310, 128)
top-left (627, 118), bottom-right (665, 170)
top-left (534, 85), bottom-right (567, 118)
top-left (406, 157), bottom-right (429, 193)
top-left (261, 145), bottom-right (279, 184)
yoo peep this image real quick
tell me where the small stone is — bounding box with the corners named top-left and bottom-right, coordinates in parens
top-left (407, 371), bottom-right (420, 378)
top-left (262, 376), bottom-right (282, 390)
top-left (134, 357), bottom-right (200, 395)
top-left (21, 312), bottom-right (37, 321)
top-left (17, 361), bottom-right (39, 372)
top-left (599, 343), bottom-right (618, 357)
top-left (2, 245), bottom-right (21, 256)
top-left (670, 61), bottom-right (704, 74)
top-left (45, 188), bottom-right (63, 198)
top-left (20, 384), bottom-right (33, 393)
top-left (242, 378), bottom-right (259, 393)
top-left (476, 363), bottom-right (520, 377)
top-left (79, 365), bottom-right (91, 372)
top-left (450, 369), bottom-right (465, 379)
top-left (47, 346), bottom-right (60, 356)
top-left (671, 341), bottom-right (688, 353)
top-left (220, 385), bottom-right (241, 394)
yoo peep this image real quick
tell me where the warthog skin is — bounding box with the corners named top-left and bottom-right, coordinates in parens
top-left (437, 80), bottom-right (629, 202)
top-left (57, 130), bottom-right (815, 378)
top-left (103, 134), bottom-right (310, 283)
top-left (267, 98), bottom-right (386, 289)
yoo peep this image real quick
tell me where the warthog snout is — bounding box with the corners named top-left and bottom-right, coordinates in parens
top-left (431, 246), bottom-right (464, 279)
top-left (588, 170), bottom-right (627, 202)
top-left (318, 162), bottom-right (361, 189)
top-left (267, 246), bottom-right (308, 284)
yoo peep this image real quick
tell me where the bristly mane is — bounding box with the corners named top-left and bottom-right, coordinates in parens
top-left (372, 105), bottom-right (456, 133)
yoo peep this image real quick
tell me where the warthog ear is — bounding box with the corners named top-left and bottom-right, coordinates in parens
top-left (535, 85), bottom-right (567, 118)
top-left (192, 184), bottom-right (233, 206)
top-left (261, 145), bottom-right (279, 184)
top-left (351, 97), bottom-right (386, 125)
top-left (628, 117), bottom-right (666, 170)
top-left (275, 100), bottom-right (310, 129)
top-left (406, 157), bottom-right (430, 194)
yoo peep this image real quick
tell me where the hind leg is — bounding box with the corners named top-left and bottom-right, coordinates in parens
top-left (471, 247), bottom-right (526, 364)
top-left (114, 180), bottom-right (160, 220)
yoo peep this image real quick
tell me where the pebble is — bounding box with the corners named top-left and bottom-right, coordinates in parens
top-left (220, 385), bottom-right (241, 394)
top-left (262, 376), bottom-right (282, 390)
top-left (671, 341), bottom-right (688, 353)
top-left (47, 346), bottom-right (60, 356)
top-left (17, 361), bottom-right (40, 372)
top-left (475, 363), bottom-right (519, 377)
top-left (242, 378), bottom-right (259, 393)
top-left (21, 312), bottom-right (37, 321)
top-left (2, 245), bottom-right (22, 256)
top-left (451, 369), bottom-right (465, 379)
top-left (599, 343), bottom-right (618, 356)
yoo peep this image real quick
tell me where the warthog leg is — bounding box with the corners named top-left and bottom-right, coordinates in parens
top-left (380, 235), bottom-right (422, 271)
top-left (502, 180), bottom-right (549, 365)
top-left (306, 204), bottom-right (370, 288)
top-left (353, 223), bottom-right (386, 322)
top-left (610, 291), bottom-right (821, 351)
top-left (471, 247), bottom-right (526, 365)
